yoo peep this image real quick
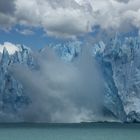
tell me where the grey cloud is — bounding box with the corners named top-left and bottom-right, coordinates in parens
top-left (0, 0), bottom-right (140, 38)
top-left (0, 13), bottom-right (15, 29)
top-left (0, 0), bottom-right (16, 14)
top-left (115, 0), bottom-right (130, 3)
top-left (0, 0), bottom-right (16, 29)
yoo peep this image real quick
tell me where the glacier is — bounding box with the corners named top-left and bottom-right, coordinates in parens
top-left (0, 36), bottom-right (140, 122)
top-left (0, 45), bottom-right (36, 121)
top-left (94, 35), bottom-right (140, 122)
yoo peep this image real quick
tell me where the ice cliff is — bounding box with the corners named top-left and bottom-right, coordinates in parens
top-left (0, 45), bottom-right (36, 121)
top-left (94, 36), bottom-right (140, 122)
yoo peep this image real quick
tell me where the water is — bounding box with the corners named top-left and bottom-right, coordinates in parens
top-left (0, 123), bottom-right (140, 140)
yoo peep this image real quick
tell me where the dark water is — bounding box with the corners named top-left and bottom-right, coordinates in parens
top-left (0, 123), bottom-right (140, 140)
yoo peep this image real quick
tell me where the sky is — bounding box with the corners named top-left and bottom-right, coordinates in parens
top-left (0, 0), bottom-right (140, 49)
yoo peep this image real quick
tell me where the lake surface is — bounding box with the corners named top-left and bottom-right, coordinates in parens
top-left (0, 123), bottom-right (140, 140)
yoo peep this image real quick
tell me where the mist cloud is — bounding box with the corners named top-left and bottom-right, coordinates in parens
top-left (10, 46), bottom-right (104, 123)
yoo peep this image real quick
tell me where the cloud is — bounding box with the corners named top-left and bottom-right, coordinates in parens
top-left (0, 0), bottom-right (16, 29)
top-left (0, 0), bottom-right (16, 14)
top-left (14, 0), bottom-right (93, 38)
top-left (115, 0), bottom-right (130, 3)
top-left (0, 13), bottom-right (15, 30)
top-left (0, 42), bottom-right (19, 54)
top-left (0, 0), bottom-right (140, 38)
top-left (16, 28), bottom-right (35, 35)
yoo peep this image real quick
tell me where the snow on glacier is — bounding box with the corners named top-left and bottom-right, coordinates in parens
top-left (0, 42), bottom-right (20, 55)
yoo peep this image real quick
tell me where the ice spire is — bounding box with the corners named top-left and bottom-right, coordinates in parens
top-left (0, 47), bottom-right (10, 66)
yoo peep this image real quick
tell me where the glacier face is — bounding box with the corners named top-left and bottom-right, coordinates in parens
top-left (0, 37), bottom-right (140, 122)
top-left (94, 36), bottom-right (140, 122)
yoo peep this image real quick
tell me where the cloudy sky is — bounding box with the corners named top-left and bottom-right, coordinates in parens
top-left (0, 0), bottom-right (140, 48)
